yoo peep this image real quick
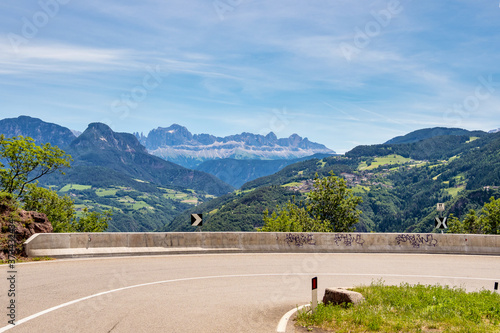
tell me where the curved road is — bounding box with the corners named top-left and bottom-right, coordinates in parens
top-left (2, 253), bottom-right (500, 332)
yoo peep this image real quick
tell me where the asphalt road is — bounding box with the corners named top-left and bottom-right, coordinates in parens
top-left (1, 253), bottom-right (500, 333)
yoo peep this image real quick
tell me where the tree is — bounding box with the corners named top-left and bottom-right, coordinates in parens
top-left (73, 208), bottom-right (112, 232)
top-left (22, 183), bottom-right (75, 232)
top-left (308, 171), bottom-right (362, 232)
top-left (482, 197), bottom-right (500, 234)
top-left (22, 184), bottom-right (111, 232)
top-left (448, 197), bottom-right (500, 235)
top-left (260, 197), bottom-right (328, 232)
top-left (447, 210), bottom-right (482, 234)
top-left (260, 172), bottom-right (362, 232)
top-left (0, 135), bottom-right (110, 233)
top-left (0, 135), bottom-right (72, 198)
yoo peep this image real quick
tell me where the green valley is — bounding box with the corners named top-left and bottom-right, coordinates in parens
top-left (49, 180), bottom-right (209, 232)
top-left (167, 131), bottom-right (500, 233)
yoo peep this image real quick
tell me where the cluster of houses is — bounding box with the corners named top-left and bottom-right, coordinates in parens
top-left (287, 170), bottom-right (394, 193)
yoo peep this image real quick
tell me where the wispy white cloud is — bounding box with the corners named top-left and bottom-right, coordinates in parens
top-left (1, 0), bottom-right (499, 151)
top-left (0, 40), bottom-right (134, 74)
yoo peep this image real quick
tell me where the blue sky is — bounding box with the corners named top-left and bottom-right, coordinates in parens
top-left (1, 0), bottom-right (499, 153)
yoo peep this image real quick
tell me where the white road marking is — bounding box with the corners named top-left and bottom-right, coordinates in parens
top-left (277, 304), bottom-right (310, 333)
top-left (0, 272), bottom-right (497, 332)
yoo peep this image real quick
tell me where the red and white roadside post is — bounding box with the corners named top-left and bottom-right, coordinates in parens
top-left (312, 277), bottom-right (318, 313)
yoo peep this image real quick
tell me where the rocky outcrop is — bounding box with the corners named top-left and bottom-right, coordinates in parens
top-left (1, 196), bottom-right (53, 260)
top-left (322, 288), bottom-right (365, 306)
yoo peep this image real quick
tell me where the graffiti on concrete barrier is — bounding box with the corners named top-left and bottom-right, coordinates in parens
top-left (333, 234), bottom-right (365, 246)
top-left (395, 234), bottom-right (438, 248)
top-left (284, 233), bottom-right (316, 247)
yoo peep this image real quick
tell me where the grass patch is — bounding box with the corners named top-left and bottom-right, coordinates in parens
top-left (282, 182), bottom-right (303, 188)
top-left (445, 186), bottom-right (465, 198)
top-left (466, 137), bottom-right (480, 144)
top-left (358, 155), bottom-right (414, 171)
top-left (59, 184), bottom-right (92, 192)
top-left (181, 199), bottom-right (198, 204)
top-left (352, 185), bottom-right (370, 193)
top-left (132, 201), bottom-right (153, 210)
top-left (95, 188), bottom-right (118, 197)
top-left (161, 188), bottom-right (200, 203)
top-left (317, 160), bottom-right (327, 168)
top-left (296, 281), bottom-right (500, 332)
top-left (1, 256), bottom-right (54, 264)
top-left (233, 189), bottom-right (256, 196)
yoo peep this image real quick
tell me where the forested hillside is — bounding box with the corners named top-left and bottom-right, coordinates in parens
top-left (41, 166), bottom-right (204, 232)
top-left (384, 127), bottom-right (487, 144)
top-left (164, 186), bottom-right (297, 232)
top-left (167, 132), bottom-right (500, 233)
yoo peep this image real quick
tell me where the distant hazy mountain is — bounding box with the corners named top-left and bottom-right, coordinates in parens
top-left (135, 124), bottom-right (335, 168)
top-left (195, 153), bottom-right (334, 188)
top-left (489, 128), bottom-right (500, 134)
top-left (385, 127), bottom-right (487, 145)
top-left (0, 115), bottom-right (76, 147)
top-left (67, 123), bottom-right (234, 196)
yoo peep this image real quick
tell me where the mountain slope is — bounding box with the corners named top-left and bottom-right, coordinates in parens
top-left (177, 131), bottom-right (500, 233)
top-left (0, 115), bottom-right (76, 147)
top-left (165, 185), bottom-right (298, 232)
top-left (136, 124), bottom-right (335, 168)
top-left (67, 123), bottom-right (234, 196)
top-left (385, 127), bottom-right (486, 144)
top-left (41, 166), bottom-right (196, 232)
top-left (348, 133), bottom-right (488, 161)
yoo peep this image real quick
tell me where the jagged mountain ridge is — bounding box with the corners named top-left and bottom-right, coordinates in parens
top-left (135, 124), bottom-right (335, 168)
top-left (67, 123), bottom-right (234, 196)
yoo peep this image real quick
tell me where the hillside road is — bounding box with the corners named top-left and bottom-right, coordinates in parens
top-left (1, 253), bottom-right (499, 332)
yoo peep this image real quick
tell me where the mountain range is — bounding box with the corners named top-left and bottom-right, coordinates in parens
top-left (0, 116), bottom-right (334, 188)
top-left (2, 115), bottom-right (499, 233)
top-left (65, 122), bottom-right (234, 195)
top-left (135, 124), bottom-right (334, 168)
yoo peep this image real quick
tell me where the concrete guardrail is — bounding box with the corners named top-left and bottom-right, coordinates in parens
top-left (23, 232), bottom-right (500, 258)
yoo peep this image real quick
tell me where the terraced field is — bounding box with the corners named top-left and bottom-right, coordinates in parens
top-left (49, 183), bottom-right (214, 232)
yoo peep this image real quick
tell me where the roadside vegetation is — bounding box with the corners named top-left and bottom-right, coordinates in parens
top-left (0, 135), bottom-right (111, 232)
top-left (260, 171), bottom-right (362, 232)
top-left (297, 281), bottom-right (500, 332)
top-left (447, 196), bottom-right (500, 234)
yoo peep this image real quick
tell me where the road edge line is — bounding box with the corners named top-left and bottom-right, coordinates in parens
top-left (277, 304), bottom-right (310, 333)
